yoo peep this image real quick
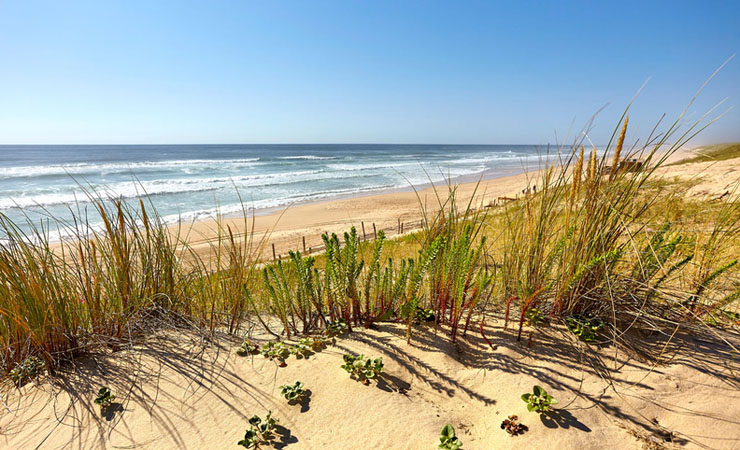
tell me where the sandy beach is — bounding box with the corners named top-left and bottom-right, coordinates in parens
top-left (178, 146), bottom-right (738, 262)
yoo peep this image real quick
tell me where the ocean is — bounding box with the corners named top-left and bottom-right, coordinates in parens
top-left (0, 144), bottom-right (544, 241)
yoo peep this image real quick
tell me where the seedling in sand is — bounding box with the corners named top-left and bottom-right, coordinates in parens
top-left (9, 356), bottom-right (45, 386)
top-left (324, 318), bottom-right (348, 337)
top-left (289, 338), bottom-right (314, 358)
top-left (501, 415), bottom-right (528, 436)
top-left (341, 354), bottom-right (383, 384)
top-left (524, 307), bottom-right (543, 327)
top-left (94, 387), bottom-right (116, 412)
top-left (236, 340), bottom-right (260, 356)
top-left (279, 381), bottom-right (306, 402)
top-left (521, 385), bottom-right (557, 412)
top-left (261, 342), bottom-right (289, 365)
top-left (566, 316), bottom-right (604, 342)
top-left (438, 424), bottom-right (463, 449)
top-left (310, 335), bottom-right (329, 351)
top-left (238, 411), bottom-right (279, 449)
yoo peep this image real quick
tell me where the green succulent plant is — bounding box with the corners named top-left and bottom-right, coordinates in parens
top-left (438, 424), bottom-right (463, 449)
top-left (565, 316), bottom-right (604, 342)
top-left (289, 339), bottom-right (314, 358)
top-left (94, 386), bottom-right (116, 412)
top-left (341, 354), bottom-right (383, 384)
top-left (9, 356), bottom-right (45, 386)
top-left (237, 411), bottom-right (279, 448)
top-left (260, 341), bottom-right (289, 364)
top-left (279, 381), bottom-right (306, 402)
top-left (521, 385), bottom-right (557, 413)
top-left (236, 339), bottom-right (260, 356)
top-left (324, 318), bottom-right (348, 337)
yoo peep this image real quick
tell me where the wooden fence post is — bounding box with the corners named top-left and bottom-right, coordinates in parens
top-left (397, 218), bottom-right (401, 234)
top-left (302, 235), bottom-right (306, 253)
top-left (272, 243), bottom-right (276, 261)
top-left (373, 222), bottom-right (377, 240)
top-left (401, 222), bottom-right (404, 234)
top-left (361, 221), bottom-right (366, 240)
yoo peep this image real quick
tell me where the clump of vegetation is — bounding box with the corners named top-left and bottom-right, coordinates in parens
top-left (501, 415), bottom-right (528, 436)
top-left (236, 339), bottom-right (260, 356)
top-left (324, 318), bottom-right (348, 337)
top-left (261, 342), bottom-right (289, 366)
top-left (524, 307), bottom-right (544, 326)
top-left (237, 411), bottom-right (279, 449)
top-left (279, 381), bottom-right (306, 402)
top-left (521, 385), bottom-right (557, 412)
top-left (289, 338), bottom-right (314, 358)
top-left (309, 335), bottom-right (329, 351)
top-left (438, 424), bottom-right (463, 449)
top-left (94, 387), bottom-right (116, 412)
top-left (341, 354), bottom-right (384, 384)
top-left (565, 316), bottom-right (604, 342)
top-left (9, 356), bottom-right (45, 386)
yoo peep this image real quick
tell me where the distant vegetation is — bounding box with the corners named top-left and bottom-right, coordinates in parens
top-left (672, 142), bottom-right (740, 165)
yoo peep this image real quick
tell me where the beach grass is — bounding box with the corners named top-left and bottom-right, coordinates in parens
top-left (672, 142), bottom-right (740, 165)
top-left (1, 123), bottom-right (739, 383)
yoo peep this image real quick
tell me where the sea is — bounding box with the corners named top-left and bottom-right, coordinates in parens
top-left (0, 144), bottom-right (545, 241)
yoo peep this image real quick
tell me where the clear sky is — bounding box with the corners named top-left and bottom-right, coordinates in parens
top-left (0, 0), bottom-right (738, 145)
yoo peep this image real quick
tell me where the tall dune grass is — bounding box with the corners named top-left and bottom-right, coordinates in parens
top-left (2, 100), bottom-right (739, 381)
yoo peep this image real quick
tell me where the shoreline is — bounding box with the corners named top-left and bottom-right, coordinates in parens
top-left (178, 165), bottom-right (542, 261)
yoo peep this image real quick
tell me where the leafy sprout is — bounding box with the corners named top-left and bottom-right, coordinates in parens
top-left (438, 424), bottom-right (463, 449)
top-left (565, 316), bottom-right (604, 342)
top-left (521, 385), bottom-right (557, 413)
top-left (324, 318), bottom-right (348, 337)
top-left (341, 354), bottom-right (384, 385)
top-left (9, 356), bottom-right (45, 386)
top-left (237, 411), bottom-right (279, 449)
top-left (261, 342), bottom-right (289, 365)
top-left (236, 339), bottom-right (260, 356)
top-left (94, 386), bottom-right (116, 412)
top-left (279, 381), bottom-right (306, 402)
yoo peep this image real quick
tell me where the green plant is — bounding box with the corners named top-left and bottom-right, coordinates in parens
top-left (524, 307), bottom-right (543, 327)
top-left (261, 342), bottom-right (289, 365)
top-left (310, 335), bottom-right (329, 350)
top-left (324, 318), bottom-right (348, 337)
top-left (236, 339), bottom-right (260, 356)
top-left (237, 411), bottom-right (279, 449)
top-left (8, 356), bottom-right (45, 386)
top-left (289, 339), bottom-right (314, 358)
top-left (279, 381), bottom-right (306, 402)
top-left (521, 385), bottom-right (557, 412)
top-left (94, 386), bottom-right (116, 412)
top-left (438, 424), bottom-right (463, 449)
top-left (341, 354), bottom-right (383, 384)
top-left (565, 316), bottom-right (604, 342)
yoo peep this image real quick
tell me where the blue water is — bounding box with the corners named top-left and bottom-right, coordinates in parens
top-left (0, 144), bottom-right (542, 241)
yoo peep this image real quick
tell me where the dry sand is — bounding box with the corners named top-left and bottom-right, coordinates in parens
top-left (1, 321), bottom-right (738, 449)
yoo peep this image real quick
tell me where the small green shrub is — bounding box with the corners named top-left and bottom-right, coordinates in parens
top-left (324, 318), bottom-right (348, 337)
top-left (94, 387), bottom-right (116, 412)
top-left (310, 335), bottom-right (329, 351)
top-left (238, 411), bottom-right (279, 448)
top-left (279, 381), bottom-right (306, 402)
top-left (289, 339), bottom-right (314, 358)
top-left (565, 316), bottom-right (604, 342)
top-left (236, 340), bottom-right (260, 356)
top-left (438, 424), bottom-right (463, 449)
top-left (521, 385), bottom-right (557, 412)
top-left (524, 307), bottom-right (543, 326)
top-left (261, 342), bottom-right (289, 365)
top-left (9, 356), bottom-right (45, 386)
top-left (341, 354), bottom-right (383, 384)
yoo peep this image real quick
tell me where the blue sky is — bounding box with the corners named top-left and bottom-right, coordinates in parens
top-left (0, 0), bottom-right (738, 145)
